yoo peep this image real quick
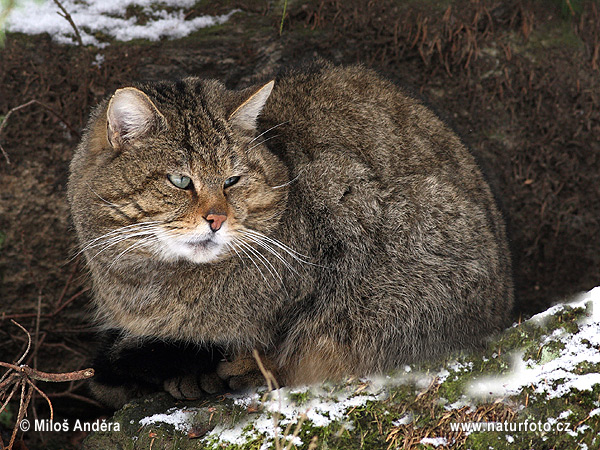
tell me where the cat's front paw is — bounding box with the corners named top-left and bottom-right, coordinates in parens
top-left (216, 352), bottom-right (279, 391)
top-left (163, 372), bottom-right (226, 400)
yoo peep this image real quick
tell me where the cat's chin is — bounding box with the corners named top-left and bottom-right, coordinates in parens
top-left (156, 233), bottom-right (230, 264)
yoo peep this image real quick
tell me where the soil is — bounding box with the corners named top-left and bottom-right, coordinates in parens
top-left (0, 0), bottom-right (599, 448)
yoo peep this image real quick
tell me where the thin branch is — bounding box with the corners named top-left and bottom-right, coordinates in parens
top-left (0, 362), bottom-right (94, 382)
top-left (10, 321), bottom-right (31, 366)
top-left (0, 142), bottom-right (9, 165)
top-left (52, 0), bottom-right (84, 46)
top-left (0, 380), bottom-right (19, 416)
top-left (252, 349), bottom-right (279, 392)
top-left (52, 287), bottom-right (90, 316)
top-left (0, 321), bottom-right (95, 450)
top-left (0, 99), bottom-right (80, 165)
top-left (27, 380), bottom-right (54, 420)
top-left (47, 391), bottom-right (103, 408)
top-left (7, 380), bottom-right (26, 450)
top-left (0, 287), bottom-right (89, 322)
top-left (32, 292), bottom-right (42, 370)
top-left (54, 257), bottom-right (80, 308)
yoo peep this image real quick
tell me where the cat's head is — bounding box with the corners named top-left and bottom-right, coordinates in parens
top-left (69, 78), bottom-right (288, 266)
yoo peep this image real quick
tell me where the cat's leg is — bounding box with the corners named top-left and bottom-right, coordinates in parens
top-left (215, 342), bottom-right (354, 390)
top-left (277, 335), bottom-right (358, 385)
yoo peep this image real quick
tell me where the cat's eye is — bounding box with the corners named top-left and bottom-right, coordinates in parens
top-left (223, 176), bottom-right (241, 189)
top-left (167, 174), bottom-right (192, 189)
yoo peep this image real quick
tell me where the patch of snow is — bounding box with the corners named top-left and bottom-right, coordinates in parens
top-left (204, 385), bottom-right (383, 448)
top-left (6, 0), bottom-right (237, 46)
top-left (468, 286), bottom-right (600, 400)
top-left (92, 53), bottom-right (105, 67)
top-left (211, 421), bottom-right (251, 447)
top-left (528, 286), bottom-right (598, 326)
top-left (392, 412), bottom-right (413, 426)
top-left (420, 436), bottom-right (448, 447)
top-left (437, 368), bottom-right (450, 383)
top-left (558, 410), bottom-right (572, 420)
top-left (589, 407), bottom-right (600, 417)
top-left (139, 407), bottom-right (197, 433)
top-left (444, 396), bottom-right (473, 411)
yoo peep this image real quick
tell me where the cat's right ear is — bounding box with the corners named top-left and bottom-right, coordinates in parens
top-left (106, 87), bottom-right (165, 149)
top-left (228, 81), bottom-right (274, 132)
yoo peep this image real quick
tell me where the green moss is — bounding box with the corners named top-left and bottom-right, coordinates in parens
top-left (544, 0), bottom-right (588, 19)
top-left (288, 390), bottom-right (311, 405)
top-left (528, 21), bottom-right (584, 51)
top-left (523, 339), bottom-right (566, 364)
top-left (464, 382), bottom-right (600, 450)
top-left (0, 403), bottom-right (14, 428)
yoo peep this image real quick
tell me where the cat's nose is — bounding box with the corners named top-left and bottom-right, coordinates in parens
top-left (204, 213), bottom-right (227, 232)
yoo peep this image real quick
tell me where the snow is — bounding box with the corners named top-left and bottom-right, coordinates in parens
top-left (468, 287), bottom-right (600, 399)
top-left (214, 387), bottom-right (382, 447)
top-left (589, 407), bottom-right (600, 417)
top-left (528, 286), bottom-right (599, 326)
top-left (138, 385), bottom-right (384, 448)
top-left (138, 407), bottom-right (197, 432)
top-left (5, 0), bottom-right (237, 46)
top-left (420, 437), bottom-right (448, 447)
top-left (392, 412), bottom-right (413, 426)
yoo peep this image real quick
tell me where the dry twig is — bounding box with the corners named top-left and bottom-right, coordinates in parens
top-left (0, 99), bottom-right (80, 165)
top-left (252, 350), bottom-right (306, 450)
top-left (52, 0), bottom-right (84, 46)
top-left (0, 320), bottom-right (94, 450)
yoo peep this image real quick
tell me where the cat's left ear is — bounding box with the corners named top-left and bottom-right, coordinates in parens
top-left (106, 87), bottom-right (165, 149)
top-left (228, 81), bottom-right (274, 132)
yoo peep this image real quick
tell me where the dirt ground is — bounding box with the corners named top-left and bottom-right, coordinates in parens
top-left (0, 0), bottom-right (599, 448)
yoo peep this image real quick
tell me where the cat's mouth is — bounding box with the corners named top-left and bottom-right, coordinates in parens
top-left (184, 238), bottom-right (217, 251)
top-left (155, 231), bottom-right (229, 264)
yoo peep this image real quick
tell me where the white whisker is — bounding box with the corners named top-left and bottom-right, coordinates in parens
top-left (239, 234), bottom-right (299, 276)
top-left (248, 121), bottom-right (289, 146)
top-left (78, 221), bottom-right (163, 254)
top-left (86, 182), bottom-right (128, 208)
top-left (240, 229), bottom-right (329, 269)
top-left (226, 242), bottom-right (244, 263)
top-left (240, 229), bottom-right (310, 260)
top-left (80, 227), bottom-right (158, 254)
top-left (271, 169), bottom-right (304, 190)
top-left (237, 238), bottom-right (285, 285)
top-left (246, 134), bottom-right (279, 153)
top-left (232, 240), bottom-right (269, 285)
top-left (81, 222), bottom-right (164, 263)
top-left (108, 235), bottom-right (157, 269)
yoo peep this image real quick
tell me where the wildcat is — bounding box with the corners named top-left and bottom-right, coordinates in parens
top-left (68, 60), bottom-right (513, 408)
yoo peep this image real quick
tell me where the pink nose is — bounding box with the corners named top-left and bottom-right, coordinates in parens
top-left (205, 213), bottom-right (227, 232)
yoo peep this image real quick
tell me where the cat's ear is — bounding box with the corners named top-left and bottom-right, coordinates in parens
top-left (228, 81), bottom-right (274, 132)
top-left (106, 87), bottom-right (165, 149)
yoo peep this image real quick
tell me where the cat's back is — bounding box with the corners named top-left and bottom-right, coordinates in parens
top-left (259, 62), bottom-right (513, 337)
top-left (259, 62), bottom-right (483, 195)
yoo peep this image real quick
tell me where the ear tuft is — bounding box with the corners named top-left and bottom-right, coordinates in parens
top-left (107, 87), bottom-right (164, 148)
top-left (228, 81), bottom-right (274, 132)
